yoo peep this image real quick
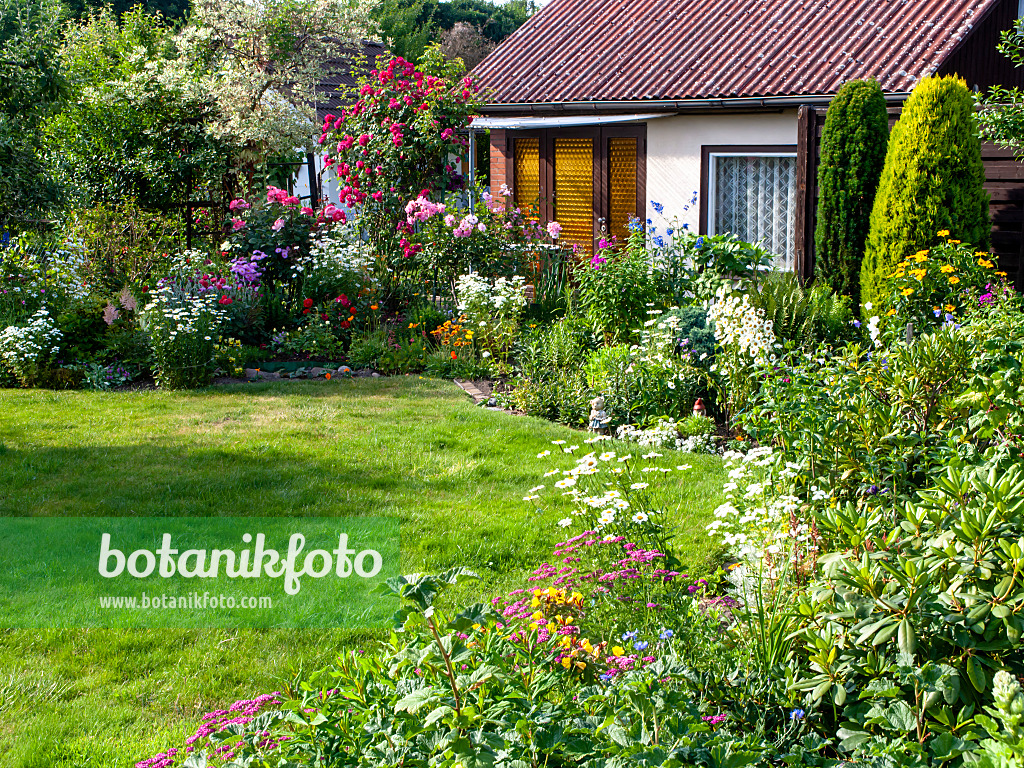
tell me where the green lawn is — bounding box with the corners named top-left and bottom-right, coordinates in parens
top-left (0, 377), bottom-right (725, 767)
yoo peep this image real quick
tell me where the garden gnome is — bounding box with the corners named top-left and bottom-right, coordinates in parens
top-left (693, 398), bottom-right (707, 419)
top-left (589, 396), bottom-right (611, 433)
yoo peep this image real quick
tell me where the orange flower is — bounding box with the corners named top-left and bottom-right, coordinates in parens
top-left (325, 373), bottom-right (331, 380)
top-left (450, 351), bottom-right (458, 360)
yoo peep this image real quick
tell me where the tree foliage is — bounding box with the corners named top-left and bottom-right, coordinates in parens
top-left (47, 7), bottom-right (226, 208)
top-left (178, 0), bottom-right (376, 167)
top-left (0, 0), bottom-right (64, 226)
top-left (63, 0), bottom-right (188, 23)
top-left (861, 75), bottom-right (990, 311)
top-left (376, 0), bottom-right (534, 63)
top-left (979, 18), bottom-right (1024, 159)
top-left (813, 79), bottom-right (888, 308)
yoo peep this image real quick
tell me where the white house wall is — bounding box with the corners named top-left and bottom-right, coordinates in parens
top-left (644, 110), bottom-right (799, 231)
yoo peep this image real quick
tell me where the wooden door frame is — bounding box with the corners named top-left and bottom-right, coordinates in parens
top-left (503, 125), bottom-right (648, 248)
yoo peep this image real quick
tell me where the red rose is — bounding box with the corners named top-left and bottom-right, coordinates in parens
top-left (302, 298), bottom-right (313, 308)
top-left (340, 320), bottom-right (350, 329)
top-left (302, 309), bottom-right (310, 315)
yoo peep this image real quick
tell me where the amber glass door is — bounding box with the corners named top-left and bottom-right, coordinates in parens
top-left (553, 137), bottom-right (595, 255)
top-left (505, 126), bottom-right (644, 256)
top-left (607, 137), bottom-right (638, 244)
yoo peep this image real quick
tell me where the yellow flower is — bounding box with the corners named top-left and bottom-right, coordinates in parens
top-left (944, 304), bottom-right (955, 313)
top-left (886, 308), bottom-right (897, 316)
top-left (940, 265), bottom-right (954, 274)
top-left (612, 646), bottom-right (625, 657)
top-left (947, 239), bottom-right (961, 245)
top-left (948, 276), bottom-right (960, 285)
top-left (914, 253), bottom-right (928, 263)
top-left (978, 258), bottom-right (994, 269)
top-left (937, 230), bottom-right (950, 237)
top-left (560, 656), bottom-right (572, 669)
top-left (996, 271), bottom-right (1008, 277)
top-left (910, 269), bottom-right (927, 280)
top-left (901, 287), bottom-right (914, 296)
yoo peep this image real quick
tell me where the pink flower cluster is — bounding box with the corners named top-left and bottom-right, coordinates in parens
top-left (135, 693), bottom-right (285, 768)
top-left (405, 196), bottom-right (445, 224)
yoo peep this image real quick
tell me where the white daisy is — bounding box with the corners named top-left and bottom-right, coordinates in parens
top-left (632, 512), bottom-right (649, 523)
top-left (557, 518), bottom-right (572, 528)
top-left (630, 482), bottom-right (649, 490)
top-left (529, 485), bottom-right (545, 493)
top-left (599, 452), bottom-right (616, 461)
top-left (554, 477), bottom-right (577, 489)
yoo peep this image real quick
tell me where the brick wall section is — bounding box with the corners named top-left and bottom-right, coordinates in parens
top-left (489, 129), bottom-right (508, 191)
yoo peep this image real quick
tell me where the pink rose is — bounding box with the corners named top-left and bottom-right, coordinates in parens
top-left (271, 218), bottom-right (285, 231)
top-left (547, 221), bottom-right (562, 238)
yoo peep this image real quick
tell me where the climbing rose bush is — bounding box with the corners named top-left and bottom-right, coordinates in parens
top-left (319, 47), bottom-right (482, 255)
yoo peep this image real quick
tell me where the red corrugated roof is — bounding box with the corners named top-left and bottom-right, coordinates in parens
top-left (473, 0), bottom-right (1001, 105)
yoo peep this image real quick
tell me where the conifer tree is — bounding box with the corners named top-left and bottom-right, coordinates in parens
top-left (861, 75), bottom-right (989, 311)
top-left (813, 79), bottom-right (888, 307)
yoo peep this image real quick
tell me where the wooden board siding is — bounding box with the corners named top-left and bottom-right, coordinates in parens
top-left (938, 0), bottom-right (1024, 91)
top-left (794, 106), bottom-right (1024, 291)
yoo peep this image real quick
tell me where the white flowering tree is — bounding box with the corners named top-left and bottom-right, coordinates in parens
top-left (170, 0), bottom-right (376, 171)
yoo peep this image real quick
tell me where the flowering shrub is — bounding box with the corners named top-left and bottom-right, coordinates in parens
top-left (136, 692), bottom-right (285, 768)
top-left (707, 288), bottom-right (777, 420)
top-left (222, 186), bottom-right (321, 291)
top-left (455, 272), bottom-right (526, 360)
top-left (318, 48), bottom-right (481, 260)
top-left (882, 233), bottom-right (1006, 329)
top-left (403, 185), bottom-right (564, 285)
top-left (139, 283), bottom-right (227, 389)
top-left (525, 438), bottom-right (696, 560)
top-left (575, 246), bottom-right (660, 343)
top-left (0, 307), bottom-right (63, 386)
top-left (617, 415), bottom-right (717, 454)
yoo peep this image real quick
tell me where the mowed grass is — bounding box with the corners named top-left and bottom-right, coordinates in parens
top-left (0, 377), bottom-right (725, 767)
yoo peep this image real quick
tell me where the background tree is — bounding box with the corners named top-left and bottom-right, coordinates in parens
top-left (860, 75), bottom-right (990, 311)
top-left (376, 0), bottom-right (534, 64)
top-left (813, 79), bottom-right (888, 307)
top-left (63, 0), bottom-right (188, 23)
top-left (0, 0), bottom-right (65, 228)
top-left (439, 21), bottom-right (493, 70)
top-left (175, 0), bottom-right (376, 175)
top-left (47, 7), bottom-right (226, 209)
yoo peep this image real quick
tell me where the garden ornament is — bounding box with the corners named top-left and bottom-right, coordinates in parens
top-left (693, 398), bottom-right (707, 418)
top-left (589, 396), bottom-right (611, 433)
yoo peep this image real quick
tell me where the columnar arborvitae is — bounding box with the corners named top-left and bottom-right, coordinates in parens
top-left (860, 75), bottom-right (990, 311)
top-left (813, 79), bottom-right (889, 307)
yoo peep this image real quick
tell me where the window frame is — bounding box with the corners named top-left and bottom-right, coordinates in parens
top-left (699, 144), bottom-right (799, 269)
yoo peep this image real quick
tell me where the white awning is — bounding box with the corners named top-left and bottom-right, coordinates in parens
top-left (469, 113), bottom-right (672, 129)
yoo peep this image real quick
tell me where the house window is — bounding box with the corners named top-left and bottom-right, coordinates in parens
top-left (706, 150), bottom-right (798, 271)
top-left (504, 127), bottom-right (646, 256)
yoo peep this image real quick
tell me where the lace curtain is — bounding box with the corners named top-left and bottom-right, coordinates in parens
top-left (712, 155), bottom-right (797, 271)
